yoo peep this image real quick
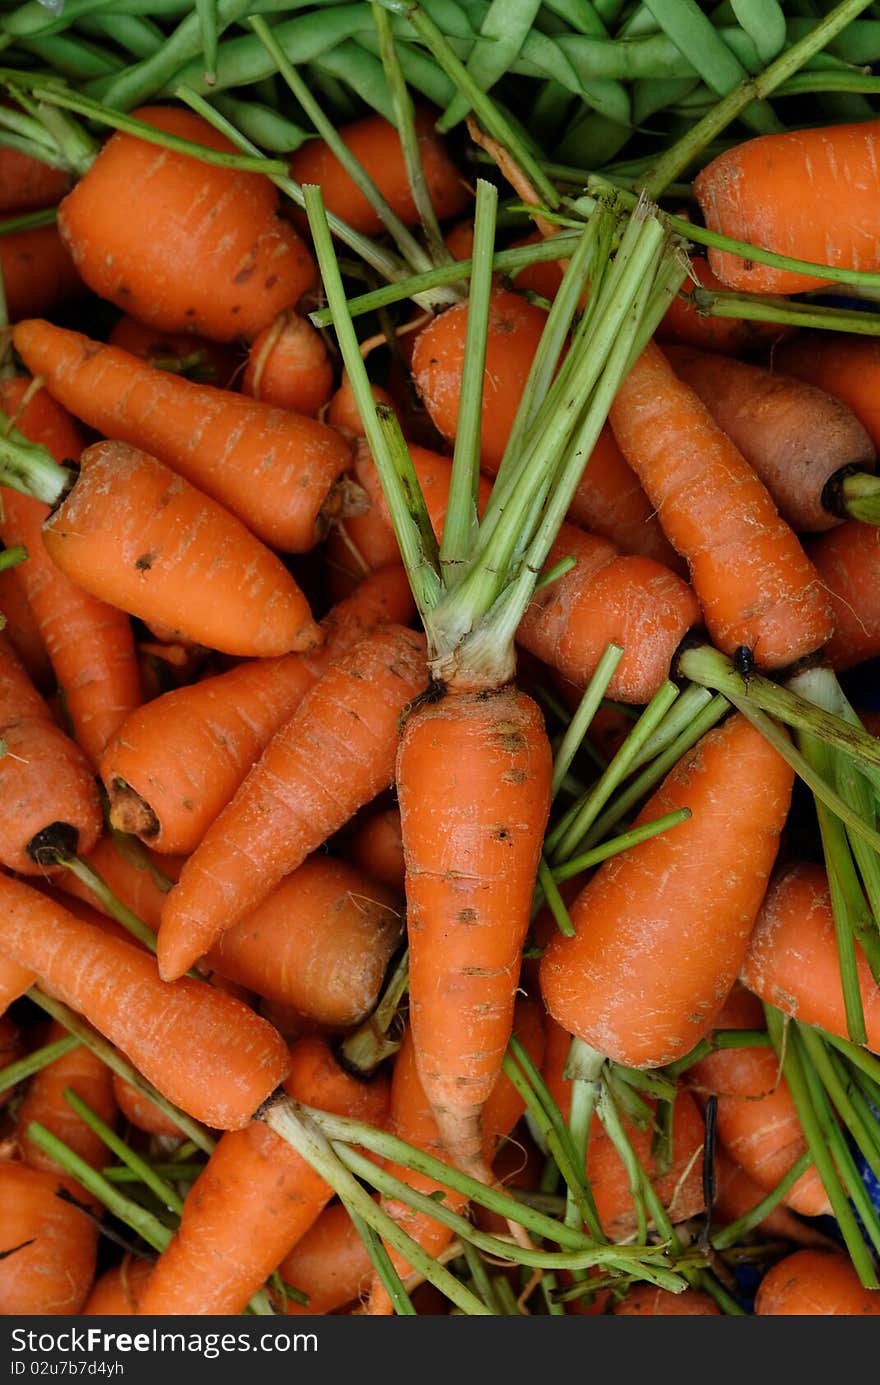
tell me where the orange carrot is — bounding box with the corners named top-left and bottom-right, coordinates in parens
top-left (0, 144), bottom-right (70, 212)
top-left (508, 230), bottom-right (566, 301)
top-left (207, 853), bottom-right (403, 1025)
top-left (540, 713), bottom-right (793, 1068)
top-left (410, 287), bottom-right (550, 472)
top-left (1, 224), bottom-right (84, 322)
top-left (107, 314), bottom-right (239, 389)
top-left (687, 986), bottom-right (831, 1219)
top-left (326, 374), bottom-right (398, 442)
top-left (0, 873), bottom-right (291, 1129)
top-left (609, 340), bottom-right (834, 668)
top-left (656, 255), bottom-right (796, 355)
top-left (564, 424), bottom-right (684, 570)
top-left (287, 106), bottom-right (468, 236)
top-left (156, 623), bottom-right (428, 981)
top-left (774, 334), bottom-right (880, 450)
top-left (0, 563), bottom-right (52, 691)
top-left (0, 633), bottom-right (103, 875)
top-left (713, 1148), bottom-right (834, 1245)
top-left (741, 860), bottom-right (880, 1049)
top-left (279, 1200), bottom-right (374, 1316)
top-left (59, 105), bottom-right (316, 341)
top-left (40, 440), bottom-right (322, 658)
top-left (0, 378), bottom-right (143, 765)
top-left (56, 835), bottom-right (184, 934)
top-left (82, 1258), bottom-right (153, 1315)
top-left (754, 1249), bottom-right (880, 1315)
top-left (613, 1286), bottom-right (721, 1315)
top-left (346, 802), bottom-right (406, 896)
top-left (17, 1021), bottom-right (117, 1211)
top-left (242, 310), bottom-right (335, 416)
top-left (665, 346), bottom-right (876, 532)
top-left (805, 520), bottom-right (880, 671)
top-left (693, 122), bottom-right (880, 294)
top-left (112, 1074), bottom-right (183, 1139)
top-left (99, 564), bottom-right (414, 853)
top-left (0, 1162), bottom-right (97, 1315)
top-left (0, 943), bottom-right (36, 1017)
top-left (12, 318), bottom-right (354, 554)
top-left (136, 1035), bottom-right (390, 1316)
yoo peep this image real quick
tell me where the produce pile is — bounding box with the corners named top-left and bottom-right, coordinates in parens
top-left (4, 0), bottom-right (880, 1320)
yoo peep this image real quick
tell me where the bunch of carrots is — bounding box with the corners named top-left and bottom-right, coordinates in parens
top-left (4, 0), bottom-right (880, 1322)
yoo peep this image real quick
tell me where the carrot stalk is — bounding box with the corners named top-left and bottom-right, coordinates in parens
top-left (349, 1205), bottom-right (417, 1317)
top-left (550, 643), bottom-right (624, 798)
top-left (0, 1033), bottom-right (79, 1096)
top-left (552, 810), bottom-right (693, 885)
top-left (709, 1152), bottom-right (813, 1251)
top-left (59, 1087), bottom-right (185, 1216)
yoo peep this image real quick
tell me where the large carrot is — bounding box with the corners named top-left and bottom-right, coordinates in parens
top-left (40, 440), bottom-right (322, 658)
top-left (774, 334), bottom-right (880, 450)
top-left (0, 873), bottom-right (291, 1129)
top-left (59, 104), bottom-right (316, 341)
top-left (136, 1035), bottom-right (390, 1316)
top-left (0, 1162), bottom-right (97, 1316)
top-left (287, 106), bottom-right (468, 236)
top-left (755, 1249), bottom-right (880, 1315)
top-left (693, 121), bottom-right (880, 295)
top-left (12, 318), bottom-right (354, 554)
top-left (0, 378), bottom-right (142, 764)
top-left (805, 521), bottom-right (880, 671)
top-left (156, 623), bottom-right (429, 980)
top-left (540, 713), bottom-right (793, 1068)
top-left (665, 346), bottom-right (876, 532)
top-left (1, 223), bottom-right (84, 322)
top-left (609, 341), bottom-right (834, 668)
top-left (741, 860), bottom-right (880, 1049)
top-left (0, 633), bottom-right (103, 875)
top-left (99, 565), bottom-right (414, 853)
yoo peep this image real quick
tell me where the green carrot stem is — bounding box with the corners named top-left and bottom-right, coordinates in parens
top-left (339, 946), bottom-right (408, 1077)
top-left (840, 471), bottom-right (880, 522)
top-left (823, 1031), bottom-right (880, 1088)
top-left (103, 1163), bottom-right (204, 1184)
top-left (0, 544), bottom-right (26, 574)
top-left (0, 1032), bottom-right (79, 1095)
top-left (459, 1239), bottom-right (502, 1314)
top-left (0, 409), bottom-right (70, 507)
top-left (536, 857), bottom-right (575, 937)
top-left (629, 683), bottom-right (717, 771)
top-left (55, 854), bottom-right (157, 954)
top-left (349, 1206), bottom-right (418, 1315)
top-left (0, 206), bottom-right (57, 234)
top-left (708, 1151), bottom-right (814, 1250)
top-left (798, 1029), bottom-right (880, 1183)
top-left (689, 287), bottom-right (880, 339)
top-left (551, 644), bottom-right (624, 798)
top-left (61, 1086), bottom-right (185, 1216)
top-left (27, 988), bottom-right (215, 1155)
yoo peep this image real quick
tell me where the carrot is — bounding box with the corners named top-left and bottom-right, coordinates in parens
top-left (0, 945), bottom-right (36, 1017)
top-left (99, 564), bottom-right (414, 853)
top-left (156, 623), bottom-right (428, 981)
top-left (540, 713), bottom-right (794, 1068)
top-left (608, 340), bottom-right (834, 669)
top-left (17, 1020), bottom-right (117, 1211)
top-left (346, 803), bottom-right (406, 896)
top-left (242, 310), bottom-right (335, 417)
top-left (12, 318), bottom-right (354, 554)
top-left (207, 853), bottom-right (403, 1025)
top-left (0, 378), bottom-right (143, 765)
top-left (59, 104), bottom-right (316, 341)
top-left (287, 106), bottom-right (468, 236)
top-left (508, 230), bottom-right (566, 301)
top-left (0, 1162), bottom-right (97, 1315)
top-left (278, 1199), bottom-right (374, 1316)
top-left (754, 1249), bottom-right (880, 1315)
top-left (713, 1148), bottom-right (835, 1246)
top-left (1, 224), bottom-right (84, 322)
top-left (693, 121), bottom-right (880, 295)
top-left (664, 346), bottom-right (876, 532)
top-left (326, 374), bottom-right (398, 442)
top-left (0, 872), bottom-right (291, 1129)
top-left (0, 144), bottom-right (70, 212)
top-left (687, 985), bottom-right (831, 1219)
top-left (40, 440), bottom-right (322, 658)
top-left (613, 1287), bottom-right (721, 1315)
top-left (0, 564), bottom-right (52, 692)
top-left (805, 520), bottom-right (880, 672)
top-left (656, 255), bottom-right (796, 355)
top-left (107, 314), bottom-right (239, 389)
top-left (364, 998), bottom-right (545, 1315)
top-left (0, 633), bottom-right (103, 875)
top-left (136, 1035), bottom-right (390, 1316)
top-left (111, 1074), bottom-right (183, 1139)
top-left (741, 860), bottom-right (880, 1049)
top-left (82, 1258), bottom-right (153, 1316)
top-left (564, 424), bottom-right (684, 571)
top-left (56, 835), bottom-right (184, 933)
top-left (410, 287), bottom-right (550, 472)
top-left (774, 334), bottom-right (880, 451)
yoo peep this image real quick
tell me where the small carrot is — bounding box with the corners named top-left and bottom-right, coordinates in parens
top-left (713, 1148), bottom-right (834, 1246)
top-left (754, 1249), bottom-right (880, 1315)
top-left (345, 802), bottom-right (406, 896)
top-left (665, 346), bottom-right (876, 532)
top-left (207, 853), bottom-right (403, 1026)
top-left (0, 1162), bottom-right (97, 1316)
top-left (0, 378), bottom-right (143, 765)
top-left (40, 440), bottom-right (322, 658)
top-left (107, 314), bottom-right (239, 388)
top-left (287, 106), bottom-right (468, 236)
top-left (112, 1073), bottom-right (183, 1139)
top-left (1, 224), bottom-right (84, 322)
top-left (613, 1287), bottom-right (721, 1315)
top-left (59, 104), bottom-right (316, 341)
top-left (0, 144), bottom-right (70, 212)
top-left (12, 318), bottom-right (354, 554)
top-left (242, 310), bottom-right (335, 417)
top-left (56, 835), bottom-right (184, 934)
top-left (609, 341), bottom-right (834, 669)
top-left (136, 1034), bottom-right (390, 1316)
top-left (0, 873), bottom-right (291, 1130)
top-left (82, 1258), bottom-right (153, 1316)
top-left (693, 121), bottom-right (880, 294)
top-left (99, 565), bottom-right (414, 853)
top-left (656, 255), bottom-right (795, 355)
top-left (0, 563), bottom-right (52, 691)
top-left (278, 1200), bottom-right (374, 1316)
top-left (806, 520), bottom-right (880, 672)
top-left (0, 633), bottom-right (103, 876)
top-left (774, 334), bottom-right (880, 451)
top-left (156, 623), bottom-right (428, 981)
top-left (741, 860), bottom-right (880, 1050)
top-left (540, 713), bottom-right (794, 1068)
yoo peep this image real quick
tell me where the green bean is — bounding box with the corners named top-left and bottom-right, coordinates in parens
top-left (356, 31), bottom-right (457, 107)
top-left (195, 0), bottom-right (219, 81)
top-left (18, 31), bottom-right (124, 79)
top-left (311, 39), bottom-right (397, 122)
top-left (787, 14), bottom-right (880, 61)
top-left (630, 75), bottom-right (700, 124)
top-left (76, 12), bottom-right (165, 59)
top-left (730, 0), bottom-right (787, 63)
top-left (528, 77), bottom-right (576, 147)
top-left (542, 0), bottom-right (611, 35)
top-left (0, 0), bottom-right (189, 40)
top-left (302, 59), bottom-right (361, 122)
top-left (555, 109), bottom-right (632, 167)
top-left (437, 0), bottom-right (543, 131)
top-left (210, 92), bottom-right (311, 151)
